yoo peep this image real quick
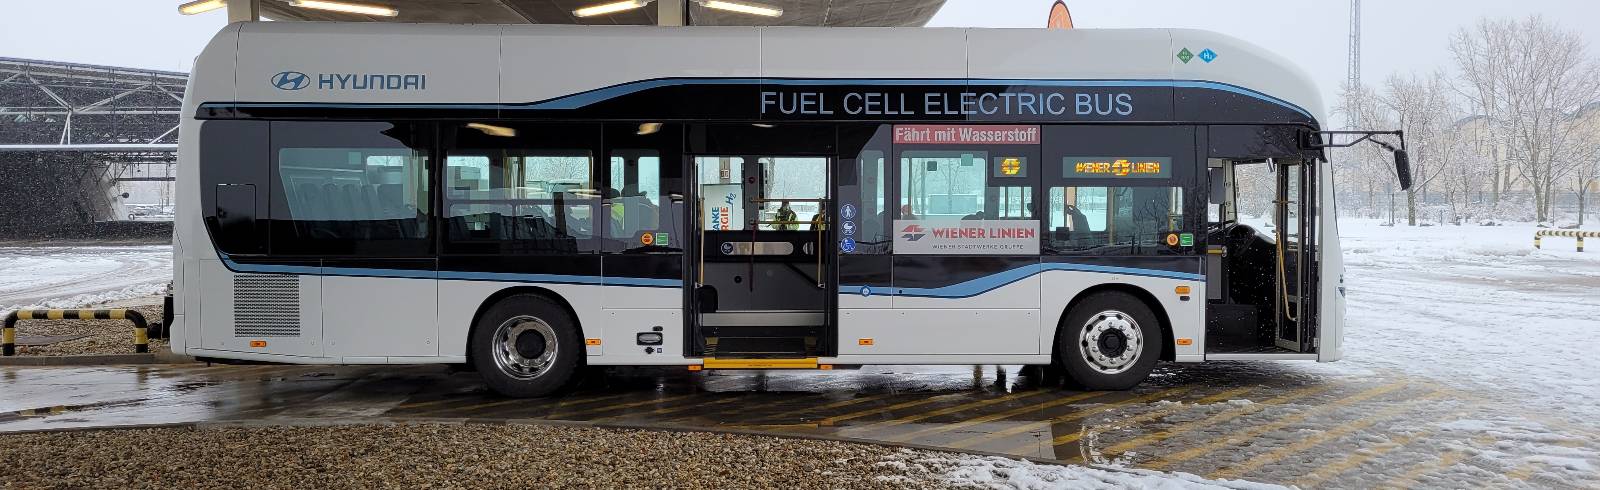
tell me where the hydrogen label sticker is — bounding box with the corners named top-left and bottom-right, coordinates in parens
top-left (860, 285), bottom-right (873, 297)
top-left (1179, 233), bottom-right (1194, 247)
top-left (841, 220), bottom-right (856, 237)
top-left (841, 204), bottom-right (857, 221)
top-left (840, 237), bottom-right (856, 253)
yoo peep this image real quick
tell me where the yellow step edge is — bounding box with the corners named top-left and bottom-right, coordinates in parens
top-left (702, 357), bottom-right (820, 369)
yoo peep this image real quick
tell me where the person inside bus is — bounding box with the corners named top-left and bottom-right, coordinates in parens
top-left (775, 200), bottom-right (797, 230)
top-left (809, 207), bottom-right (827, 231)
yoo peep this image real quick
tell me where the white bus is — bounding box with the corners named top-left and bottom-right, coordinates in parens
top-left (169, 23), bottom-right (1407, 397)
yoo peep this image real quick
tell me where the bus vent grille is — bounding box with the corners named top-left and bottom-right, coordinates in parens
top-left (234, 274), bottom-right (301, 337)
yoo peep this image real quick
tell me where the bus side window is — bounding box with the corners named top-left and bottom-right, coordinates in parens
top-left (443, 123), bottom-right (601, 255)
top-left (267, 120), bottom-right (432, 256)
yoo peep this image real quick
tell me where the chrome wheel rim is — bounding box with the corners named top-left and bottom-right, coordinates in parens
top-left (491, 315), bottom-right (558, 380)
top-left (1078, 310), bottom-right (1143, 375)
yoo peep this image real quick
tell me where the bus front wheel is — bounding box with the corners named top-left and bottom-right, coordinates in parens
top-left (1057, 291), bottom-right (1161, 390)
top-left (470, 294), bottom-right (582, 398)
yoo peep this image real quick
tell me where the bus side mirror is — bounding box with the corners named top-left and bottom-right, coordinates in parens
top-left (1393, 150), bottom-right (1412, 191)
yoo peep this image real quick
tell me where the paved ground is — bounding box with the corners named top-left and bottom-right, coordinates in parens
top-left (2, 361), bottom-right (1594, 488)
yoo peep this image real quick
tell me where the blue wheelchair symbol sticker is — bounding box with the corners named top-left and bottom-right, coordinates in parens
top-left (839, 237), bottom-right (856, 253)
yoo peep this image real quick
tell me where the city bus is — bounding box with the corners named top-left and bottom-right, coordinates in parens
top-left (170, 22), bottom-right (1404, 397)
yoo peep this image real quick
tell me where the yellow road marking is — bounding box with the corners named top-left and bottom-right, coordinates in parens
top-left (847, 389), bottom-right (1053, 436)
top-left (1210, 391), bottom-right (1447, 480)
top-left (1143, 381), bottom-right (1408, 470)
top-left (407, 392), bottom-right (633, 418)
top-left (950, 386), bottom-right (1193, 452)
top-left (594, 395), bottom-right (744, 421)
top-left (1290, 404), bottom-right (1479, 488)
top-left (749, 393), bottom-right (894, 424)
top-left (815, 392), bottom-right (968, 427)
top-left (1503, 461), bottom-right (1540, 482)
top-left (888, 390), bottom-right (1112, 444)
top-left (1038, 386), bottom-right (1260, 453)
top-left (553, 393), bottom-right (698, 419)
top-left (1384, 448), bottom-right (1466, 488)
top-left (1102, 383), bottom-right (1334, 457)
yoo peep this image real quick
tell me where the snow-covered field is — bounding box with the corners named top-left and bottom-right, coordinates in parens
top-left (1336, 219), bottom-right (1599, 418)
top-left (0, 245), bottom-right (171, 311)
top-left (2, 221), bottom-right (1596, 488)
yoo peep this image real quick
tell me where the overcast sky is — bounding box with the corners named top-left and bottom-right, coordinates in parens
top-left (4, 0), bottom-right (1599, 114)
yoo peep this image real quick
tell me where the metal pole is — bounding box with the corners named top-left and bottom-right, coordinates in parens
top-left (658, 0), bottom-right (686, 26)
top-left (228, 0), bottom-right (260, 23)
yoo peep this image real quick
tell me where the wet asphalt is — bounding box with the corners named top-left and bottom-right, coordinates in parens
top-left (2, 361), bottom-right (1595, 488)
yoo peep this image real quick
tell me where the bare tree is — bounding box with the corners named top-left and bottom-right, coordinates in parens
top-left (1381, 73), bottom-right (1455, 225)
top-left (1451, 16), bottom-right (1600, 222)
top-left (1567, 105), bottom-right (1600, 226)
top-left (1440, 117), bottom-right (1493, 224)
top-left (1333, 81), bottom-right (1397, 218)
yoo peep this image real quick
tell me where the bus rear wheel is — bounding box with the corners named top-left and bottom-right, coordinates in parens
top-left (470, 294), bottom-right (582, 398)
top-left (1057, 291), bottom-right (1160, 391)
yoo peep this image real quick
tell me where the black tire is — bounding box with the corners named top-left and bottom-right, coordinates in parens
top-left (470, 294), bottom-right (583, 398)
top-left (1056, 291), bottom-right (1162, 391)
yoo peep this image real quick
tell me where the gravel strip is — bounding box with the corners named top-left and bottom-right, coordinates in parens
top-left (6, 304), bottom-right (165, 357)
top-left (0, 424), bottom-right (998, 489)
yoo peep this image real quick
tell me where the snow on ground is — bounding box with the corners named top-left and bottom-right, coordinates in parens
top-left (885, 450), bottom-right (1287, 490)
top-left (1333, 219), bottom-right (1600, 419)
top-left (0, 245), bottom-right (172, 311)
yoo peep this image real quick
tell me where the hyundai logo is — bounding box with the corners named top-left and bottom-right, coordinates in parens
top-left (271, 71), bottom-right (309, 90)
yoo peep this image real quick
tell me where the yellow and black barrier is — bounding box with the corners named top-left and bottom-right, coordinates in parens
top-left (1534, 229), bottom-right (1598, 252)
top-left (2, 309), bottom-right (149, 356)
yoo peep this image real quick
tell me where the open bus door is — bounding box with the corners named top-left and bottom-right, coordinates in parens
top-left (685, 124), bottom-right (837, 362)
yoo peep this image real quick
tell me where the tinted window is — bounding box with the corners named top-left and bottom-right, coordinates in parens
top-left (268, 121), bottom-right (432, 256)
top-left (1047, 186), bottom-right (1185, 253)
top-left (604, 122), bottom-right (684, 253)
top-left (443, 123), bottom-right (601, 254)
top-left (899, 150), bottom-right (1034, 220)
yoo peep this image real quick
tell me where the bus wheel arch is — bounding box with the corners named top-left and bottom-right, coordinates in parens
top-left (1052, 284), bottom-right (1171, 390)
top-left (464, 285), bottom-right (588, 395)
top-left (1054, 283), bottom-right (1174, 362)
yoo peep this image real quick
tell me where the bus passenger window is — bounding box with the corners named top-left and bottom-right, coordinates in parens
top-left (1047, 186), bottom-right (1184, 254)
top-left (269, 121), bottom-right (431, 255)
top-left (444, 150), bottom-right (595, 253)
top-left (606, 153), bottom-right (662, 243)
top-left (899, 151), bottom-right (1033, 221)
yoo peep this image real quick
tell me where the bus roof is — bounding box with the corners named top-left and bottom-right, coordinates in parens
top-left (188, 22), bottom-right (1326, 127)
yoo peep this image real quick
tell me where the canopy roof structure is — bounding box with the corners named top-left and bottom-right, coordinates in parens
top-left (255, 0), bottom-right (947, 27)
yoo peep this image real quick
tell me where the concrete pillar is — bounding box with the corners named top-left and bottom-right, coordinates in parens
top-left (229, 0), bottom-right (260, 23)
top-left (658, 0), bottom-right (686, 26)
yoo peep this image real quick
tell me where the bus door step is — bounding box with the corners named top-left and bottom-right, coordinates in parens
top-left (710, 336), bottom-right (810, 357)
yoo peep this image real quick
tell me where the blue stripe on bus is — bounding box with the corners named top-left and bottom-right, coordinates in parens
top-left (220, 257), bottom-right (680, 287)
top-left (522, 77), bottom-right (1314, 119)
top-left (219, 78), bottom-right (1312, 120)
top-left (842, 262), bottom-right (1204, 299)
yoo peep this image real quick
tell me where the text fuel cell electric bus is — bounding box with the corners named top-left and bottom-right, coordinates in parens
top-left (171, 23), bottom-right (1410, 397)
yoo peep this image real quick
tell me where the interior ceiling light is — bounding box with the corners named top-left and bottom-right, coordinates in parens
top-left (178, 0), bottom-right (227, 15)
top-left (696, 0), bottom-right (782, 17)
top-left (288, 0), bottom-right (399, 17)
top-left (573, 0), bottom-right (652, 17)
top-left (466, 123), bottom-right (517, 138)
top-left (636, 122), bottom-right (662, 135)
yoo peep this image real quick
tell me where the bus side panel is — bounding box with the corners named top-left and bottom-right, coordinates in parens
top-left (323, 274), bottom-right (437, 359)
top-left (438, 281), bottom-right (689, 364)
top-left (197, 261), bottom-right (326, 359)
top-left (1039, 270), bottom-right (1204, 363)
top-left (1318, 162), bottom-right (1345, 362)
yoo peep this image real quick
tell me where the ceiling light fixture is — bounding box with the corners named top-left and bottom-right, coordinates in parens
top-left (178, 0), bottom-right (227, 15)
top-left (573, 0), bottom-right (652, 18)
top-left (288, 0), bottom-right (399, 17)
top-left (636, 122), bottom-right (662, 135)
top-left (466, 123), bottom-right (517, 138)
top-left (695, 0), bottom-right (782, 17)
